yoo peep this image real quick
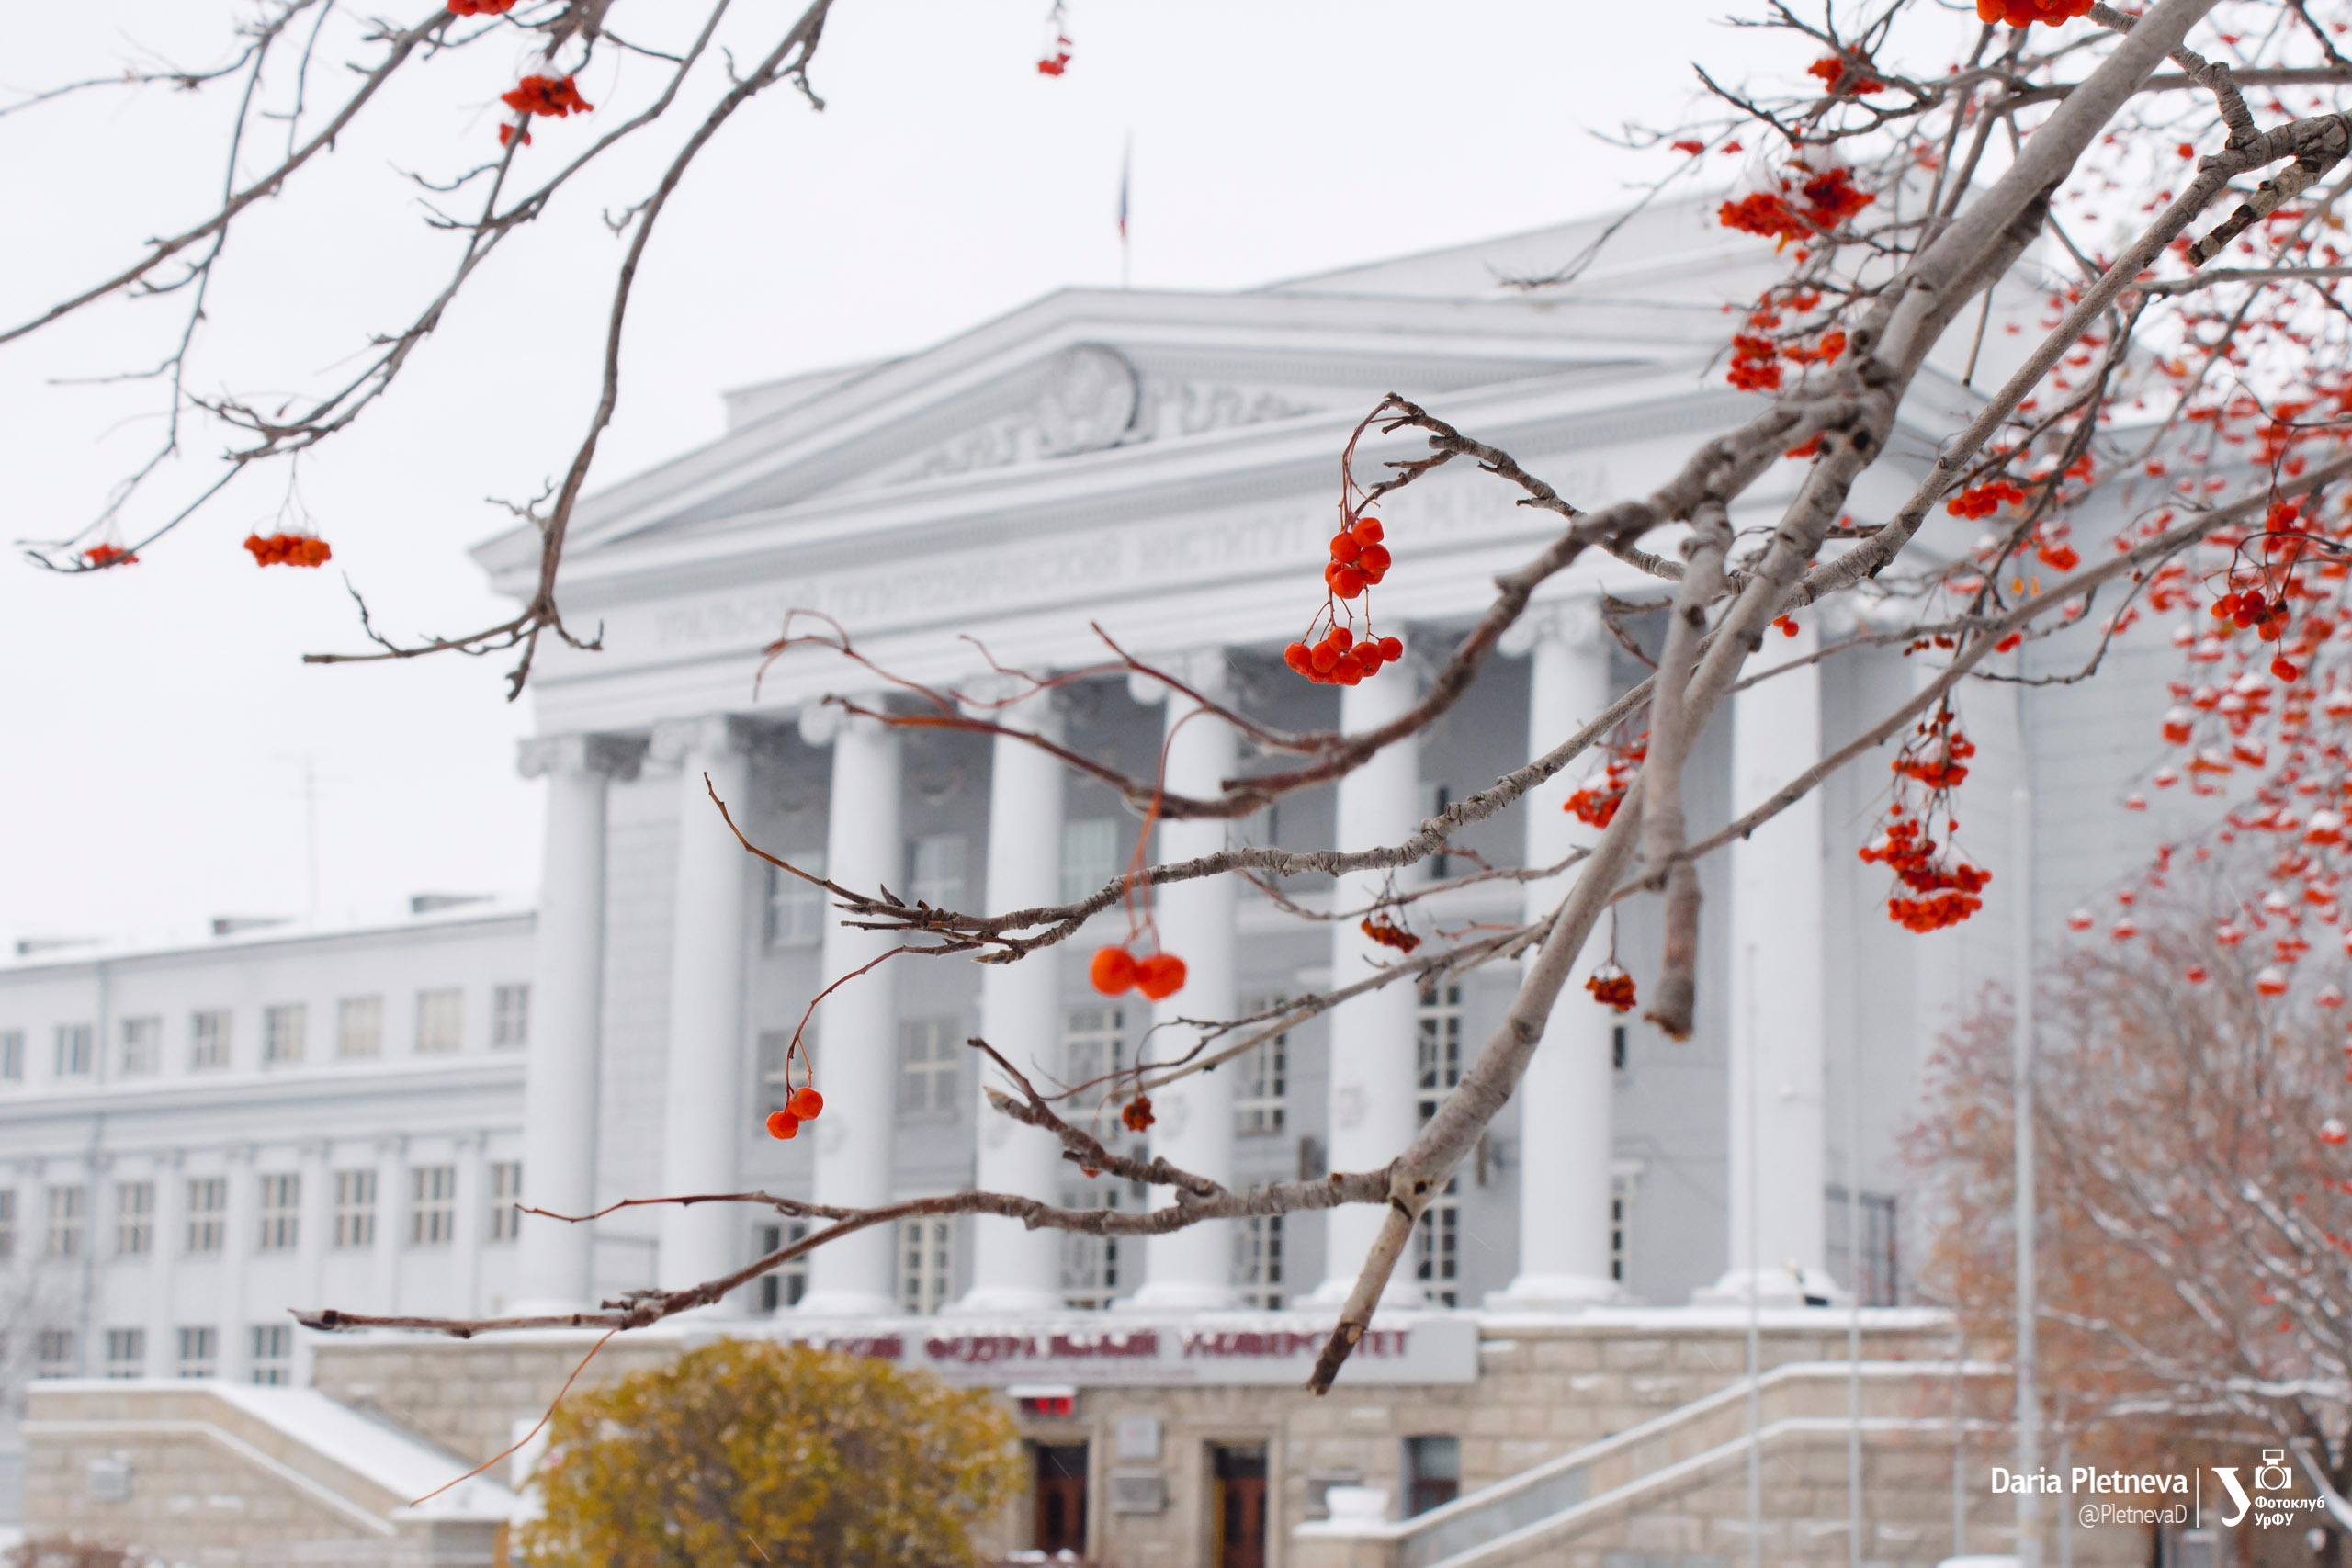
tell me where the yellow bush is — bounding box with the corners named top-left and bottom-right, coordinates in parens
top-left (518, 1339), bottom-right (1022, 1568)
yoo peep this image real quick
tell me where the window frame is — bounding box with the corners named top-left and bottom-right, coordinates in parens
top-left (262, 1003), bottom-right (306, 1067)
top-left (409, 1164), bottom-right (457, 1247)
top-left (333, 1168), bottom-right (377, 1249)
top-left (54, 1022), bottom-right (94, 1078)
top-left (185, 1177), bottom-right (227, 1253)
top-left (488, 1160), bottom-right (523, 1242)
top-left (119, 1016), bottom-right (162, 1077)
top-left (414, 988), bottom-right (464, 1055)
top-left (255, 1172), bottom-right (301, 1252)
top-left (116, 1179), bottom-right (154, 1257)
top-left (492, 984), bottom-right (530, 1049)
top-left (337, 996), bottom-right (384, 1059)
top-left (189, 1010), bottom-right (232, 1071)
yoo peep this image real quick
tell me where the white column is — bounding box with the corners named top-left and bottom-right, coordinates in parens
top-left (220, 1146), bottom-right (256, 1383)
top-left (1698, 615), bottom-right (1838, 1305)
top-left (1126, 656), bottom-right (1240, 1313)
top-left (1492, 600), bottom-right (1623, 1310)
top-left (1306, 666), bottom-right (1425, 1309)
top-left (457, 1132), bottom-right (489, 1317)
top-left (956, 688), bottom-right (1070, 1314)
top-left (146, 1154), bottom-right (181, 1377)
top-left (513, 733), bottom-right (640, 1313)
top-left (797, 703), bottom-right (904, 1316)
top-left (652, 716), bottom-right (754, 1306)
top-left (371, 1137), bottom-right (404, 1316)
top-left (294, 1141), bottom-right (330, 1384)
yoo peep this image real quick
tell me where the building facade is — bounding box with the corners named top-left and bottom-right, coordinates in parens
top-left (7, 203), bottom-right (2193, 1561)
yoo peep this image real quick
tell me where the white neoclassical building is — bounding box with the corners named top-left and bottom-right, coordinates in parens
top-left (6, 201), bottom-right (2188, 1562)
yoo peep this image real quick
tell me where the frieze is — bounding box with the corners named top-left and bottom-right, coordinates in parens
top-left (762, 1313), bottom-right (1476, 1386)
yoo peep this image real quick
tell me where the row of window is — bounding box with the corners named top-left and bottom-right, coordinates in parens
top-left (0, 985), bottom-right (529, 1085)
top-left (28, 1324), bottom-right (295, 1385)
top-left (753, 1004), bottom-right (1290, 1130)
top-left (0, 1164), bottom-right (523, 1261)
top-left (758, 822), bottom-right (1130, 948)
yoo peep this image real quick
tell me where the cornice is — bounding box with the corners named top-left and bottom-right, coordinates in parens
top-left (0, 1057), bottom-right (525, 1132)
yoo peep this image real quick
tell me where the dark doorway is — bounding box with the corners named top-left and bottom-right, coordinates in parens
top-left (1212, 1444), bottom-right (1269, 1568)
top-left (1033, 1443), bottom-right (1089, 1556)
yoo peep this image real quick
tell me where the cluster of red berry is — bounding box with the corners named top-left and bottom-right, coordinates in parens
top-left (81, 543), bottom-right (136, 568)
top-left (1806, 54), bottom-right (1885, 94)
top-left (1121, 1096), bottom-right (1154, 1133)
top-left (1091, 945), bottom-right (1188, 1001)
top-left (2213, 587), bottom-right (2293, 642)
top-left (1360, 915), bottom-right (1421, 953)
top-left (764, 1084), bottom-right (826, 1141)
top-left (1285, 626), bottom-right (1406, 687)
top-left (1945, 479), bottom-right (2030, 518)
top-left (1563, 739), bottom-right (1646, 829)
top-left (1037, 35), bottom-right (1073, 74)
top-left (446, 0), bottom-right (517, 13)
top-left (1860, 812), bottom-right (1994, 931)
top-left (1718, 164), bottom-right (1875, 248)
top-left (1325, 513), bottom-right (1392, 599)
top-left (1975, 0), bottom-right (2092, 26)
top-left (243, 532), bottom-right (333, 568)
top-left (1586, 965), bottom-right (1638, 1013)
top-left (1893, 711), bottom-right (1976, 791)
top-left (496, 73), bottom-right (592, 145)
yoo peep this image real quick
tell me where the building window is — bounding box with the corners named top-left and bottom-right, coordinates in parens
top-left (46, 1184), bottom-right (86, 1258)
top-left (1826, 1187), bottom-right (1902, 1306)
top-left (35, 1329), bottom-right (77, 1380)
top-left (415, 989), bottom-right (463, 1054)
top-left (1236, 998), bottom-right (1288, 1135)
top-left (1402, 1436), bottom-right (1462, 1517)
top-left (754, 1220), bottom-right (810, 1313)
top-left (176, 1325), bottom-right (219, 1379)
top-left (104, 1328), bottom-right (145, 1380)
top-left (763, 852), bottom-right (828, 948)
top-left (908, 833), bottom-right (967, 910)
top-left (488, 1161), bottom-right (523, 1242)
top-left (337, 997), bottom-right (383, 1059)
top-left (251, 1324), bottom-right (293, 1386)
top-left (410, 1165), bottom-right (457, 1247)
top-left (1063, 1006), bottom-right (1125, 1092)
top-left (333, 1169), bottom-right (377, 1249)
top-left (116, 1180), bottom-right (154, 1257)
top-left (1414, 1178), bottom-right (1462, 1308)
top-left (756, 1029), bottom-right (808, 1118)
top-left (898, 1216), bottom-right (954, 1315)
top-left (186, 1177), bottom-right (227, 1253)
top-left (492, 985), bottom-right (530, 1049)
top-left (54, 1023), bottom-right (93, 1078)
top-left (0, 1188), bottom-right (14, 1259)
top-left (1235, 1215), bottom-right (1283, 1309)
top-left (1416, 982), bottom-right (1464, 1122)
top-left (190, 1010), bottom-right (231, 1071)
top-left (1058, 1184), bottom-right (1123, 1309)
top-left (0, 1029), bottom-right (22, 1083)
top-left (263, 1004), bottom-right (305, 1066)
top-left (257, 1173), bottom-right (300, 1252)
top-left (899, 1018), bottom-right (961, 1117)
top-left (1061, 818), bottom-right (1121, 904)
top-left (119, 1017), bottom-right (162, 1077)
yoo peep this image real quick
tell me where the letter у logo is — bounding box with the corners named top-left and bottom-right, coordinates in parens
top-left (2212, 1468), bottom-right (2254, 1528)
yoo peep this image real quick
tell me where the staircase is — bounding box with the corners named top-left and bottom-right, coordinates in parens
top-left (1292, 1359), bottom-right (2113, 1568)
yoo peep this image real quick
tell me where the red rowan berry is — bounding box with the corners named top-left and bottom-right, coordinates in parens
top-left (1351, 516), bottom-right (1384, 546)
top-left (1329, 532), bottom-right (1362, 566)
top-left (1359, 543), bottom-right (1393, 576)
top-left (787, 1087), bottom-right (824, 1121)
top-left (81, 543), bottom-right (137, 567)
top-left (765, 1109), bottom-right (801, 1140)
top-left (1331, 566), bottom-right (1367, 599)
top-left (1283, 642), bottom-right (1314, 675)
top-left (1122, 1096), bottom-right (1156, 1134)
top-left (1309, 641), bottom-right (1340, 675)
top-left (1134, 953), bottom-right (1188, 1000)
top-left (1090, 945), bottom-right (1139, 996)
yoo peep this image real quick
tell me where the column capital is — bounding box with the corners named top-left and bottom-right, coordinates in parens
top-left (650, 715), bottom-right (754, 769)
top-left (1125, 649), bottom-right (1230, 706)
top-left (518, 733), bottom-right (647, 783)
top-left (795, 697), bottom-right (896, 749)
top-left (1498, 594), bottom-right (1608, 659)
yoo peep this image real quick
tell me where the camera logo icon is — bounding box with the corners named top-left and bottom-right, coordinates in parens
top-left (2256, 1450), bottom-right (2295, 1492)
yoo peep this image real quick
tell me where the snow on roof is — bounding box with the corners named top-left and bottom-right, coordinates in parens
top-left (0, 893), bottom-right (534, 975)
top-left (204, 1382), bottom-right (521, 1521)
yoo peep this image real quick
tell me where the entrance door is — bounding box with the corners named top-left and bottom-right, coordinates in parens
top-left (1033, 1443), bottom-right (1089, 1556)
top-left (1212, 1445), bottom-right (1269, 1568)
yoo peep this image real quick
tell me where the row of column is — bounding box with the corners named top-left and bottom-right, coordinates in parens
top-left (511, 600), bottom-right (1835, 1315)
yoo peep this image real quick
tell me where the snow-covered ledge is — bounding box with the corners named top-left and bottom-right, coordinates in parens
top-left (1292, 1486), bottom-right (1401, 1568)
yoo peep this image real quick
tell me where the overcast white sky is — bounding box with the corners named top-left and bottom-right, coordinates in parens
top-left (0, 0), bottom-right (1796, 946)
